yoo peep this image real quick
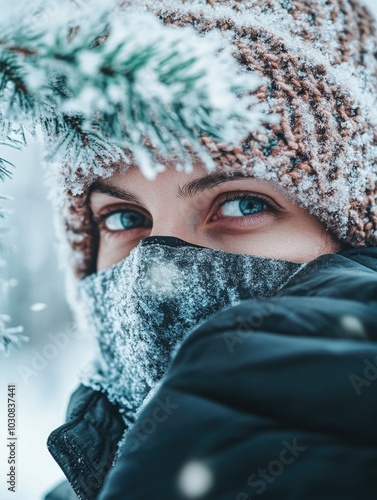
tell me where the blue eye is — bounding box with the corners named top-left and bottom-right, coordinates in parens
top-left (104, 210), bottom-right (151, 231)
top-left (220, 196), bottom-right (268, 217)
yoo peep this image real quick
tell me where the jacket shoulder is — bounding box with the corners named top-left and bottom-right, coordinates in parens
top-left (97, 247), bottom-right (377, 499)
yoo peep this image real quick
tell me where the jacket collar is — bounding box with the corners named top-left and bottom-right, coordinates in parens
top-left (47, 384), bottom-right (125, 499)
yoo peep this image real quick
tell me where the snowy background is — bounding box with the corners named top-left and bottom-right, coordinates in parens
top-left (1, 0), bottom-right (377, 498)
top-left (0, 133), bottom-right (96, 499)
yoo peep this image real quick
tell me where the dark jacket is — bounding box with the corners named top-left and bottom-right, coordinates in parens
top-left (46, 247), bottom-right (377, 499)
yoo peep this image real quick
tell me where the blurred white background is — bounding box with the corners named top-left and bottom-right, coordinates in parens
top-left (1, 0), bottom-right (377, 498)
top-left (0, 133), bottom-right (96, 499)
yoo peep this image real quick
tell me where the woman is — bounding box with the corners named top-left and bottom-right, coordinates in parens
top-left (46, 0), bottom-right (377, 498)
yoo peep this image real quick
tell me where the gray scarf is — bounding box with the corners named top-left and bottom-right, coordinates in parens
top-left (77, 236), bottom-right (306, 427)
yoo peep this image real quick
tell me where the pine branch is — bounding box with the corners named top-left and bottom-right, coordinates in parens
top-left (0, 0), bottom-right (271, 356)
top-left (0, 157), bottom-right (13, 181)
top-left (0, 315), bottom-right (28, 356)
top-left (0, 0), bottom-right (267, 184)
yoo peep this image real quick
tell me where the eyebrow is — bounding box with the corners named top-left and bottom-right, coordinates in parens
top-left (89, 171), bottom-right (251, 205)
top-left (90, 180), bottom-right (144, 205)
top-left (177, 171), bottom-right (250, 198)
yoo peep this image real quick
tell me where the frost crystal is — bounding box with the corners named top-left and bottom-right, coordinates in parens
top-left (0, 1), bottom-right (266, 191)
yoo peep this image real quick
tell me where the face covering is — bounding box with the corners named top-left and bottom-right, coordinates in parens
top-left (77, 236), bottom-right (306, 427)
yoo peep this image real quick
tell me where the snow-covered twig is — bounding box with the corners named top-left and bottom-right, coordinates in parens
top-left (0, 0), bottom-right (268, 356)
top-left (0, 314), bottom-right (28, 356)
top-left (0, 0), bottom-right (266, 187)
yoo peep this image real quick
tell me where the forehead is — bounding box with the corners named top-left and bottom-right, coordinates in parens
top-left (90, 161), bottom-right (292, 205)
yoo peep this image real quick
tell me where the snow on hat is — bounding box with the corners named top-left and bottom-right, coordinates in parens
top-left (59, 0), bottom-right (377, 278)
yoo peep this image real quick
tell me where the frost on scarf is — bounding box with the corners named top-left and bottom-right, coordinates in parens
top-left (75, 238), bottom-right (306, 428)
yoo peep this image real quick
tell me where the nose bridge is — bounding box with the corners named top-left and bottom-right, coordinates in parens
top-left (149, 222), bottom-right (190, 241)
top-left (149, 202), bottom-right (193, 241)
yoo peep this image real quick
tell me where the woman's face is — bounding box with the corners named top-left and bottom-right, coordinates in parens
top-left (90, 164), bottom-right (346, 271)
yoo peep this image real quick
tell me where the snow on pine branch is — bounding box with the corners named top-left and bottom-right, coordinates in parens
top-left (0, 0), bottom-right (267, 188)
top-left (0, 314), bottom-right (28, 356)
top-left (0, 0), bottom-right (269, 354)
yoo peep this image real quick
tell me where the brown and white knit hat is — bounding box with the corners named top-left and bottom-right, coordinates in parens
top-left (56, 0), bottom-right (377, 279)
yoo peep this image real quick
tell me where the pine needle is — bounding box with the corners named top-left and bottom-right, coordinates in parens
top-left (0, 0), bottom-right (269, 356)
top-left (0, 0), bottom-right (266, 185)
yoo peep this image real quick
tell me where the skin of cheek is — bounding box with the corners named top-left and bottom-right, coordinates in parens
top-left (97, 227), bottom-right (150, 270)
top-left (248, 223), bottom-right (340, 263)
top-left (203, 213), bottom-right (342, 263)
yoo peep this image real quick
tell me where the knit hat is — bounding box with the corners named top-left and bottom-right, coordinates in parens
top-left (58, 0), bottom-right (377, 279)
